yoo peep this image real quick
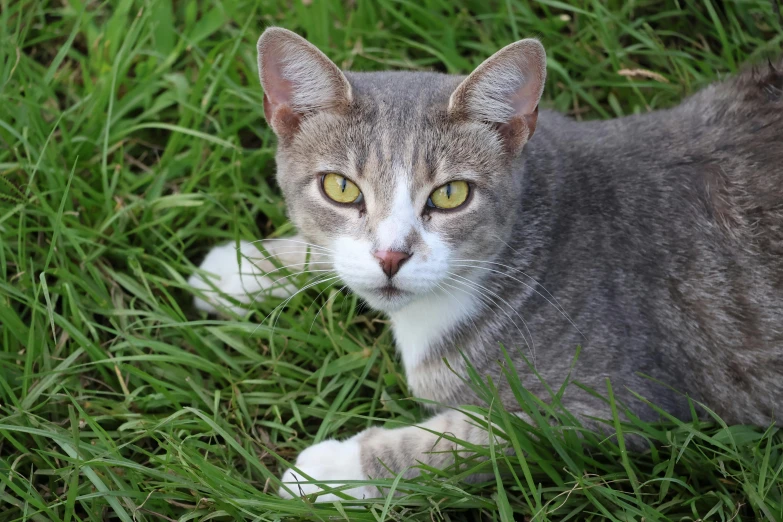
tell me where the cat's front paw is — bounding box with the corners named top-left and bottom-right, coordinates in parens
top-left (188, 240), bottom-right (298, 315)
top-left (279, 438), bottom-right (376, 502)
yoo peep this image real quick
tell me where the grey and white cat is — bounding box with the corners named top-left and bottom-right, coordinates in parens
top-left (189, 27), bottom-right (783, 501)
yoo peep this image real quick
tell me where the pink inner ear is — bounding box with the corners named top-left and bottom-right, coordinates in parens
top-left (511, 73), bottom-right (542, 117)
top-left (260, 44), bottom-right (303, 138)
top-left (261, 44), bottom-right (295, 109)
top-left (449, 39), bottom-right (546, 128)
top-left (257, 29), bottom-right (352, 132)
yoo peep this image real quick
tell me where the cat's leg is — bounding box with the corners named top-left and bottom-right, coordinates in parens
top-left (188, 235), bottom-right (329, 314)
top-left (278, 409), bottom-right (492, 501)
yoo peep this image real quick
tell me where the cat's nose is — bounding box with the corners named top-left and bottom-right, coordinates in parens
top-left (373, 250), bottom-right (411, 278)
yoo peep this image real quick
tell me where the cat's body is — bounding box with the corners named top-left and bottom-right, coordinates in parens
top-left (189, 28), bottom-right (783, 501)
top-left (395, 72), bottom-right (783, 426)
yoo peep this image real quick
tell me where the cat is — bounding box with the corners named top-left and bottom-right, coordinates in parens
top-left (188, 27), bottom-right (783, 501)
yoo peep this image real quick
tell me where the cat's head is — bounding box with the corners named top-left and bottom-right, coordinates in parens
top-left (257, 28), bottom-right (546, 312)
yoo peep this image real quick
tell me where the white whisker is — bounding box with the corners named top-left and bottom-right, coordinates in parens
top-left (244, 268), bottom-right (332, 313)
top-left (309, 284), bottom-right (348, 336)
top-left (264, 268), bottom-right (337, 293)
top-left (245, 261), bottom-right (335, 283)
top-left (452, 261), bottom-right (584, 339)
top-left (446, 275), bottom-right (524, 329)
top-left (239, 248), bottom-right (336, 265)
top-left (251, 273), bottom-right (341, 338)
top-left (249, 237), bottom-right (337, 254)
top-left (436, 281), bottom-right (485, 341)
top-left (444, 277), bottom-right (523, 345)
top-left (269, 274), bottom-right (342, 333)
top-left (447, 272), bottom-right (536, 367)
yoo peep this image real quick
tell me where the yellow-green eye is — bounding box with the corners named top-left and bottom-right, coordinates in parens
top-left (322, 173), bottom-right (362, 204)
top-left (427, 181), bottom-right (470, 210)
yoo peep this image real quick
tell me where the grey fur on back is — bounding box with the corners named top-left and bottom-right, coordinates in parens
top-left (479, 65), bottom-right (783, 424)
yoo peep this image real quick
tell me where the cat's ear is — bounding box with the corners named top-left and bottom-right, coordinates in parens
top-left (448, 39), bottom-right (546, 153)
top-left (257, 27), bottom-right (352, 138)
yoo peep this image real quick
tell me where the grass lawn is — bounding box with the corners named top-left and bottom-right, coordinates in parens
top-left (2, 0), bottom-right (783, 520)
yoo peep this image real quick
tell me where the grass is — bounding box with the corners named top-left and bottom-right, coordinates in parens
top-left (1, 0), bottom-right (782, 520)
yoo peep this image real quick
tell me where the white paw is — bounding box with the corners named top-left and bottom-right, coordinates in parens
top-left (279, 438), bottom-right (376, 502)
top-left (188, 240), bottom-right (298, 314)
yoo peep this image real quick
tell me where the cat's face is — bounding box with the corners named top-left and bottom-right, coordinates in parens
top-left (275, 82), bottom-right (519, 311)
top-left (257, 29), bottom-right (545, 313)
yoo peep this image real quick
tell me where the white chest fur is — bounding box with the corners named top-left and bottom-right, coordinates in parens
top-left (388, 288), bottom-right (479, 389)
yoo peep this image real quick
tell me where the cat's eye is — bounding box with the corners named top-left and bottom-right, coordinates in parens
top-left (427, 181), bottom-right (470, 210)
top-left (322, 173), bottom-right (363, 204)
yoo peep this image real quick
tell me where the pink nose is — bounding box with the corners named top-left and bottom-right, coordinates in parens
top-left (373, 250), bottom-right (411, 278)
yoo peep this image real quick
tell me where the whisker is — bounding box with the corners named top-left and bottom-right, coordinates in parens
top-left (272, 275), bottom-right (340, 331)
top-left (192, 259), bottom-right (328, 314)
top-left (244, 261), bottom-right (336, 284)
top-left (443, 276), bottom-right (508, 324)
top-left (247, 269), bottom-right (336, 310)
top-left (338, 284), bottom-right (353, 318)
top-left (231, 264), bottom-right (335, 298)
top-left (446, 272), bottom-right (536, 367)
top-left (303, 277), bottom-right (341, 326)
top-left (452, 259), bottom-right (561, 311)
top-left (248, 237), bottom-right (337, 254)
top-left (224, 250), bottom-right (341, 307)
top-left (451, 261), bottom-right (584, 339)
top-left (446, 272), bottom-right (513, 312)
top-left (237, 248), bottom-right (337, 266)
top-left (213, 249), bottom-right (336, 290)
top-left (439, 280), bottom-right (493, 316)
top-left (250, 273), bottom-right (341, 338)
top-left (309, 284), bottom-right (348, 336)
top-left (263, 268), bottom-right (337, 295)
top-left (443, 278), bottom-right (522, 346)
top-left (436, 281), bottom-right (486, 340)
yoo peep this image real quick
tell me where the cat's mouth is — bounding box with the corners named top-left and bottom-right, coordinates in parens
top-left (376, 284), bottom-right (411, 299)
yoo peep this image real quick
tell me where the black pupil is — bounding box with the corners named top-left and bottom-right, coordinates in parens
top-left (340, 177), bottom-right (347, 192)
top-left (445, 183), bottom-right (452, 198)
